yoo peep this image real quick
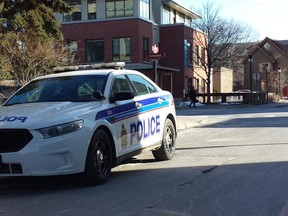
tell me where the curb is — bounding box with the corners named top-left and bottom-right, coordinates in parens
top-left (176, 117), bottom-right (208, 132)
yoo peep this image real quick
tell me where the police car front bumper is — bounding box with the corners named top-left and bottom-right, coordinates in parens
top-left (0, 129), bottom-right (90, 176)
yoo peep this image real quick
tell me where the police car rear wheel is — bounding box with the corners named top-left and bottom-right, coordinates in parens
top-left (83, 129), bottom-right (112, 185)
top-left (152, 118), bottom-right (176, 161)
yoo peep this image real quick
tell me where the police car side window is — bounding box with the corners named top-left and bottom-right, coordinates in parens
top-left (111, 75), bottom-right (132, 94)
top-left (127, 75), bottom-right (157, 96)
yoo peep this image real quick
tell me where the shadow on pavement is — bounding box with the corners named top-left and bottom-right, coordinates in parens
top-left (200, 116), bottom-right (288, 128)
top-left (176, 102), bottom-right (288, 117)
top-left (1, 160), bottom-right (288, 216)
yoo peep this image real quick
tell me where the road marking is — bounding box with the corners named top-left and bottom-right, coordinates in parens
top-left (207, 138), bottom-right (247, 142)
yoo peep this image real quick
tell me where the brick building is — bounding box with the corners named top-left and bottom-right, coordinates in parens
top-left (55, 0), bottom-right (208, 99)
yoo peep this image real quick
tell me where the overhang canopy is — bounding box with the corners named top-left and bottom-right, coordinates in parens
top-left (125, 63), bottom-right (179, 72)
top-left (162, 0), bottom-right (201, 19)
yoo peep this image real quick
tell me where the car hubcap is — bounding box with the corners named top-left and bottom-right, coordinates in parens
top-left (165, 127), bottom-right (174, 153)
top-left (94, 141), bottom-right (107, 175)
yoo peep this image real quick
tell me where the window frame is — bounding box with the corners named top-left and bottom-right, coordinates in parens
top-left (112, 37), bottom-right (131, 62)
top-left (105, 0), bottom-right (134, 18)
top-left (88, 0), bottom-right (97, 20)
top-left (194, 45), bottom-right (200, 66)
top-left (143, 38), bottom-right (149, 62)
top-left (63, 0), bottom-right (82, 21)
top-left (184, 40), bottom-right (192, 68)
top-left (85, 39), bottom-right (105, 63)
top-left (201, 47), bottom-right (205, 66)
top-left (140, 0), bottom-right (150, 19)
top-left (162, 5), bottom-right (170, 24)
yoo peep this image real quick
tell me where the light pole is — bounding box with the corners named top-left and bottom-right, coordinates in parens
top-left (278, 67), bottom-right (282, 96)
top-left (265, 65), bottom-right (268, 102)
top-left (248, 55), bottom-right (253, 92)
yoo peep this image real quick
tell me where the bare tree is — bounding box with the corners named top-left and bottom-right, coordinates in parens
top-left (192, 1), bottom-right (258, 103)
top-left (0, 31), bottom-right (76, 85)
top-left (0, 0), bottom-right (73, 85)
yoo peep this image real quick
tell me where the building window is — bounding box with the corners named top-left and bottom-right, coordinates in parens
top-left (162, 5), bottom-right (170, 24)
top-left (187, 77), bottom-right (192, 91)
top-left (106, 0), bottom-right (134, 18)
top-left (64, 0), bottom-right (82, 21)
top-left (201, 47), bottom-right (205, 65)
top-left (113, 37), bottom-right (131, 61)
top-left (68, 41), bottom-right (78, 53)
top-left (259, 63), bottom-right (270, 72)
top-left (201, 78), bottom-right (206, 93)
top-left (143, 38), bottom-right (149, 61)
top-left (184, 40), bottom-right (192, 68)
top-left (264, 43), bottom-right (271, 50)
top-left (194, 78), bottom-right (199, 93)
top-left (88, 0), bottom-right (96, 20)
top-left (85, 39), bottom-right (104, 63)
top-left (140, 0), bottom-right (150, 19)
top-left (185, 17), bottom-right (192, 27)
top-left (173, 9), bottom-right (176, 23)
top-left (194, 45), bottom-right (199, 65)
top-left (178, 12), bottom-right (185, 23)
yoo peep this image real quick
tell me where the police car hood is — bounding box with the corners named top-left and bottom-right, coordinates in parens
top-left (0, 102), bottom-right (100, 129)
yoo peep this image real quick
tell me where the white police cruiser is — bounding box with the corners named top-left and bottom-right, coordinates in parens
top-left (0, 62), bottom-right (177, 185)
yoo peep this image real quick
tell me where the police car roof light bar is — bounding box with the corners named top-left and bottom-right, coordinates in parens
top-left (53, 62), bottom-right (125, 73)
top-left (91, 62), bottom-right (125, 69)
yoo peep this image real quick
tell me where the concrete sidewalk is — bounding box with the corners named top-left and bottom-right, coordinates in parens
top-left (176, 103), bottom-right (214, 131)
top-left (175, 101), bottom-right (288, 131)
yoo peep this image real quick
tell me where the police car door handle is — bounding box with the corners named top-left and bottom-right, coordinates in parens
top-left (135, 102), bottom-right (142, 109)
top-left (158, 97), bottom-right (166, 103)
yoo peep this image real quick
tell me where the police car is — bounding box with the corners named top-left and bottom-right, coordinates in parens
top-left (0, 62), bottom-right (177, 185)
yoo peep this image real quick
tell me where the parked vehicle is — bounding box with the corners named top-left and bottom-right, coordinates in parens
top-left (0, 62), bottom-right (177, 185)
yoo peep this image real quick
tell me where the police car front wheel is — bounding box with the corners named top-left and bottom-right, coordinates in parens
top-left (152, 118), bottom-right (176, 161)
top-left (83, 129), bottom-right (113, 185)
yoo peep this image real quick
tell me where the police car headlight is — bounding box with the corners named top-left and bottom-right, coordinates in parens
top-left (37, 120), bottom-right (84, 139)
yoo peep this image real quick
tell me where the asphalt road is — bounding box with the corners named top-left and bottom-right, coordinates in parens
top-left (1, 102), bottom-right (288, 216)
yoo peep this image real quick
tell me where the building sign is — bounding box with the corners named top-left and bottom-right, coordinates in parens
top-left (147, 53), bottom-right (166, 60)
top-left (152, 44), bottom-right (159, 54)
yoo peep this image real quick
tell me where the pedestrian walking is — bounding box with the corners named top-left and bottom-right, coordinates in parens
top-left (189, 86), bottom-right (197, 108)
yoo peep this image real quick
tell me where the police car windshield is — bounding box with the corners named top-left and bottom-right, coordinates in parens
top-left (5, 75), bottom-right (108, 105)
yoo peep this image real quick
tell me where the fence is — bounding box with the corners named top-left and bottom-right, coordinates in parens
top-left (196, 92), bottom-right (268, 104)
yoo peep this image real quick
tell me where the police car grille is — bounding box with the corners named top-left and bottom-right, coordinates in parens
top-left (0, 129), bottom-right (33, 153)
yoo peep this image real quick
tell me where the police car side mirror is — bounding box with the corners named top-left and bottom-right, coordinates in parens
top-left (110, 91), bottom-right (134, 103)
top-left (92, 91), bottom-right (106, 101)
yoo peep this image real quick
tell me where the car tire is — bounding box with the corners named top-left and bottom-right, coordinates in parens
top-left (152, 118), bottom-right (176, 161)
top-left (83, 129), bottom-right (112, 185)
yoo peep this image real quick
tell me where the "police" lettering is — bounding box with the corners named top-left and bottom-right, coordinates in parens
top-left (0, 116), bottom-right (28, 123)
top-left (130, 115), bottom-right (160, 144)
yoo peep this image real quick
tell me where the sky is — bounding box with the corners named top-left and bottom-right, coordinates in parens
top-left (177, 0), bottom-right (288, 41)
